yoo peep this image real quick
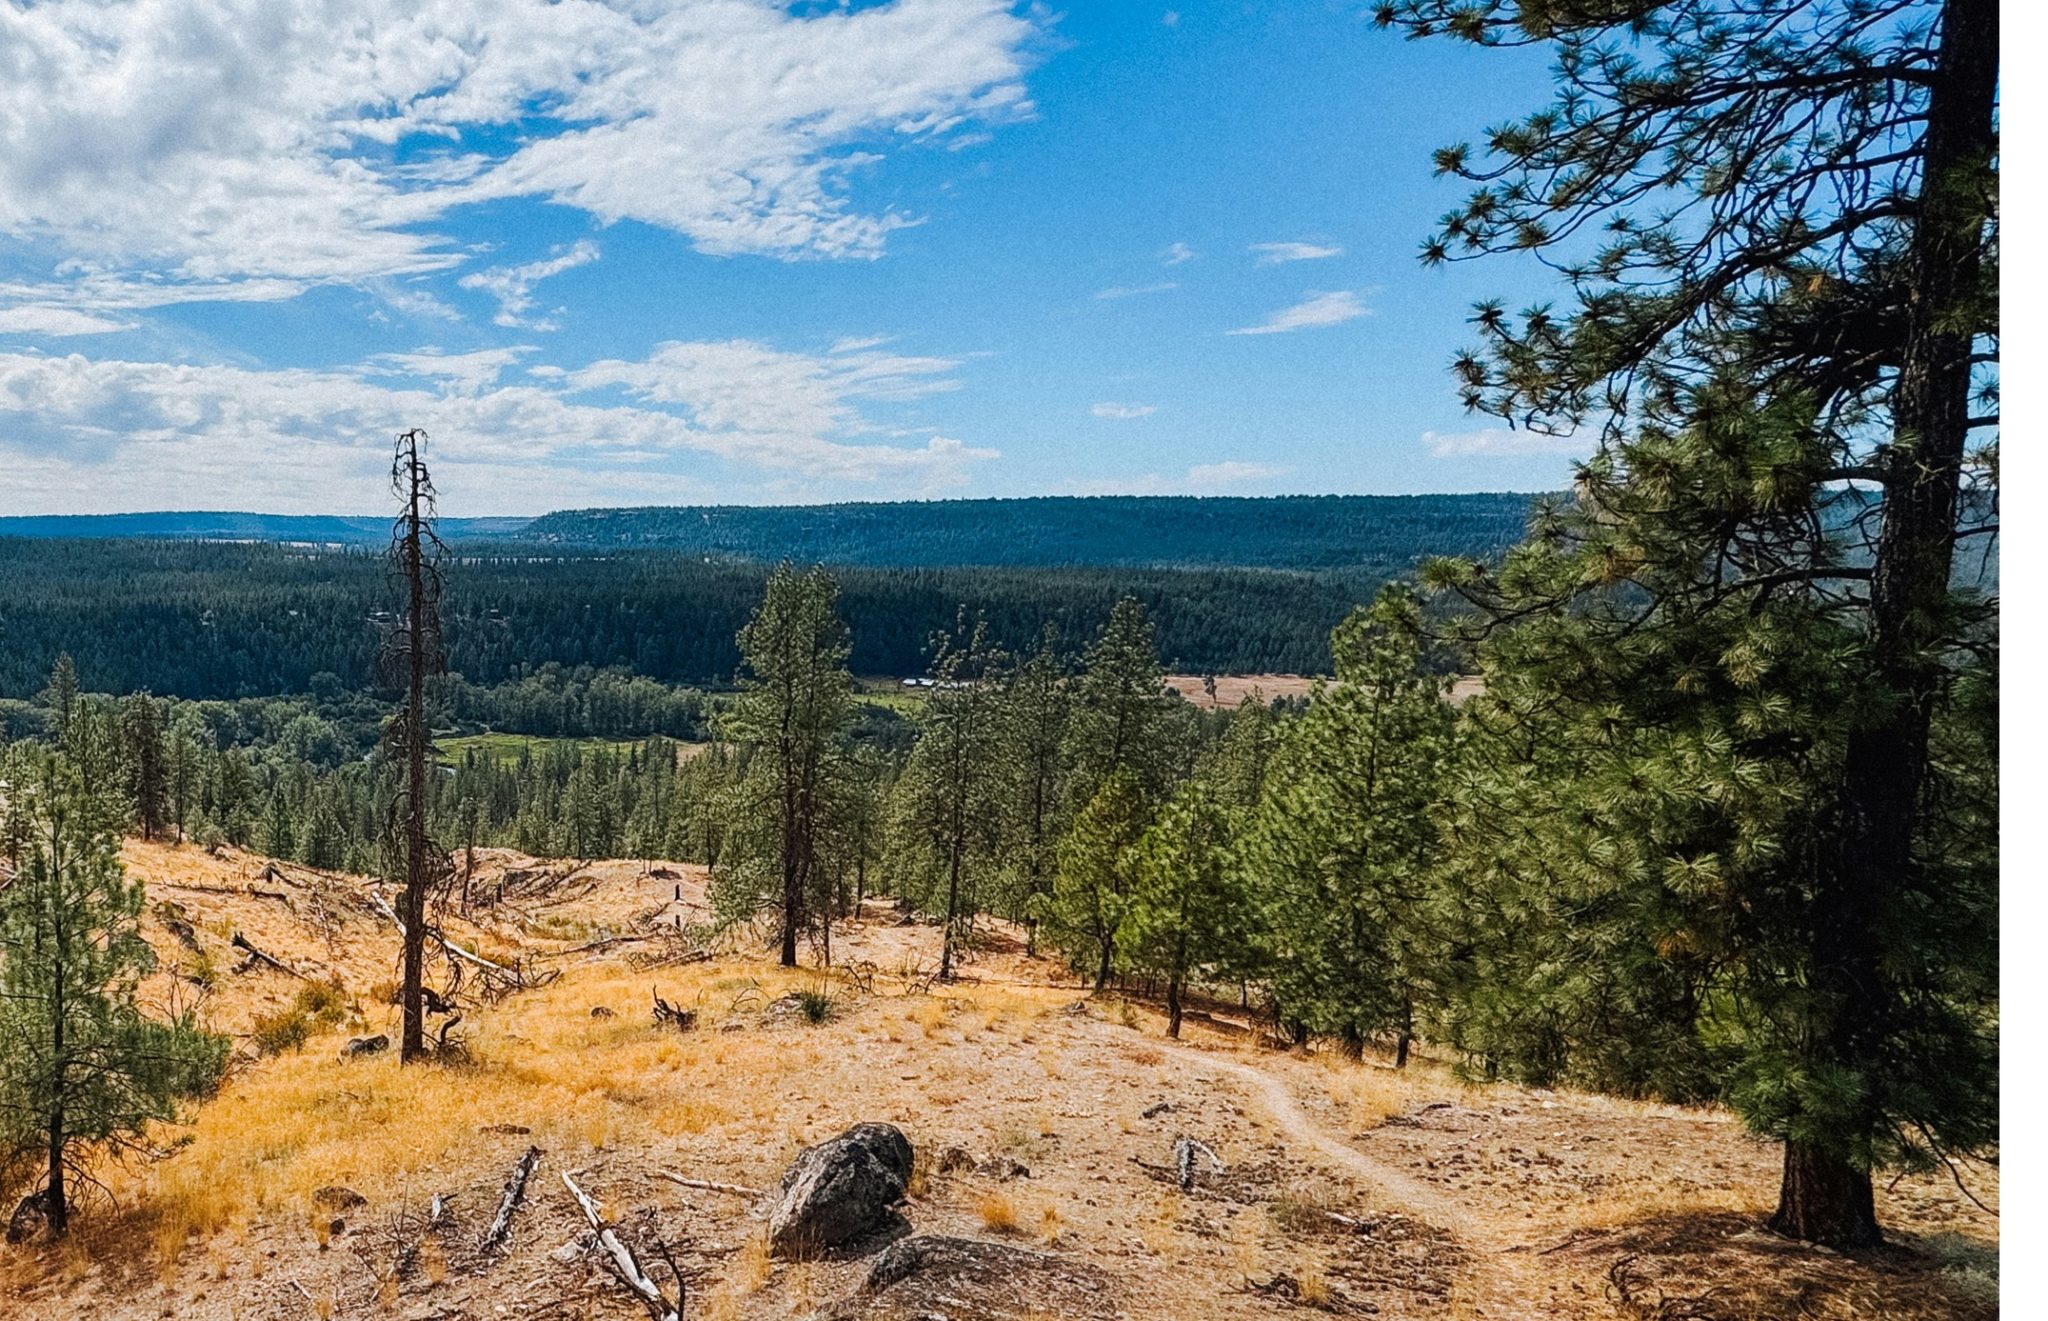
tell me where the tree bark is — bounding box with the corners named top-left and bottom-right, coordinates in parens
top-left (1769, 1139), bottom-right (1880, 1249)
top-left (1165, 973), bottom-right (1183, 1039)
top-left (1790, 0), bottom-right (1997, 1249)
top-left (397, 434), bottom-right (433, 1064)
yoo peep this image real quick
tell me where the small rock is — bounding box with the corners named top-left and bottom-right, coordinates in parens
top-left (312, 1186), bottom-right (367, 1212)
top-left (590, 1006), bottom-right (615, 1019)
top-left (341, 1034), bottom-right (389, 1059)
top-left (1140, 1102), bottom-right (1172, 1119)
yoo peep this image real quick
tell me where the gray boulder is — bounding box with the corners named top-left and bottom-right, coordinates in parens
top-left (769, 1122), bottom-right (914, 1258)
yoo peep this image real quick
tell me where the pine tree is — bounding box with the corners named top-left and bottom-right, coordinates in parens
top-left (166, 722), bottom-right (199, 844)
top-left (1064, 599), bottom-right (1176, 807)
top-left (38, 656), bottom-right (77, 747)
top-left (886, 614), bottom-right (1007, 981)
top-left (1377, 0), bottom-right (1998, 1245)
top-left (1428, 385), bottom-right (1996, 1245)
top-left (1043, 769), bottom-right (1148, 992)
top-left (120, 695), bottom-right (168, 842)
top-left (720, 566), bottom-right (853, 967)
top-left (1241, 587), bottom-right (1449, 1061)
top-left (0, 755), bottom-right (228, 1235)
top-left (1125, 780), bottom-right (1238, 1037)
top-left (999, 628), bottom-right (1071, 955)
top-left (261, 788), bottom-right (296, 860)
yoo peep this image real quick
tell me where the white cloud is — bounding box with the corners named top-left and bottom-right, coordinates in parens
top-left (368, 347), bottom-right (537, 395)
top-left (1161, 242), bottom-right (1197, 266)
top-left (1091, 402), bottom-right (1156, 419)
top-left (569, 339), bottom-right (963, 439)
top-left (0, 339), bottom-right (997, 514)
top-left (0, 306), bottom-right (138, 336)
top-left (1065, 460), bottom-right (1291, 496)
top-left (1226, 290), bottom-right (1368, 336)
top-left (458, 241), bottom-right (601, 328)
top-left (1094, 281), bottom-right (1178, 300)
top-left (1162, 11), bottom-right (1182, 28)
top-left (1423, 427), bottom-right (1585, 457)
top-left (0, 0), bottom-right (1040, 309)
top-left (1185, 460), bottom-right (1289, 487)
top-left (1249, 241), bottom-right (1342, 265)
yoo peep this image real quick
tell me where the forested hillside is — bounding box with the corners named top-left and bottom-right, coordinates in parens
top-left (0, 539), bottom-right (1409, 699)
top-left (0, 494), bottom-right (1537, 568)
top-left (517, 494), bottom-right (1534, 566)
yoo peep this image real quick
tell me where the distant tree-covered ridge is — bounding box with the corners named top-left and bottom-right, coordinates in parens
top-left (516, 494), bottom-right (1536, 567)
top-left (0, 494), bottom-right (1539, 568)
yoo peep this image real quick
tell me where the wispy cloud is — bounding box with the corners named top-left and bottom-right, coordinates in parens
top-left (1091, 402), bottom-right (1156, 419)
top-left (458, 241), bottom-right (601, 329)
top-left (1423, 427), bottom-right (1585, 457)
top-left (0, 337), bottom-right (997, 514)
top-left (1186, 460), bottom-right (1289, 488)
top-left (0, 306), bottom-right (138, 337)
top-left (1066, 460), bottom-right (1291, 495)
top-left (0, 0), bottom-right (1042, 312)
top-left (1094, 281), bottom-right (1178, 300)
top-left (1161, 241), bottom-right (1197, 266)
top-left (1249, 241), bottom-right (1342, 265)
top-left (1227, 290), bottom-right (1368, 336)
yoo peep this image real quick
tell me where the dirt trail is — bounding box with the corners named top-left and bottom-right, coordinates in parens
top-left (1138, 1031), bottom-right (1565, 1316)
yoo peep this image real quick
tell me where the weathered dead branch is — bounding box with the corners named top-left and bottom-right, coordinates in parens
top-left (655, 1171), bottom-right (762, 1199)
top-left (481, 1146), bottom-right (542, 1255)
top-left (230, 932), bottom-right (308, 979)
top-left (561, 1171), bottom-right (683, 1321)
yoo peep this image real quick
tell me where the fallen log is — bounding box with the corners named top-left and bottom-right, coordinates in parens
top-left (481, 1146), bottom-right (543, 1255)
top-left (230, 932), bottom-right (308, 980)
top-left (158, 880), bottom-right (294, 904)
top-left (370, 891), bottom-right (546, 992)
top-left (561, 1171), bottom-right (682, 1321)
top-left (655, 1171), bottom-right (762, 1199)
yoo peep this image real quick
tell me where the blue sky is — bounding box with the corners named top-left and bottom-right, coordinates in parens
top-left (0, 0), bottom-right (1581, 515)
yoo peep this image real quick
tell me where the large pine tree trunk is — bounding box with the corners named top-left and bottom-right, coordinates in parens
top-left (1769, 1139), bottom-right (1880, 1249)
top-left (1786, 0), bottom-right (1997, 1249)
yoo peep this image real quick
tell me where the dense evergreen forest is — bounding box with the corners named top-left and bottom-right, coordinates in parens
top-left (0, 538), bottom-right (1451, 699)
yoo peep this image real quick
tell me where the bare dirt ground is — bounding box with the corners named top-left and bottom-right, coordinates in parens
top-left (0, 841), bottom-right (1997, 1320)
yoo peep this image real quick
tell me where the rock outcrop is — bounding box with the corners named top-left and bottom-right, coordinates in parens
top-left (769, 1122), bottom-right (914, 1258)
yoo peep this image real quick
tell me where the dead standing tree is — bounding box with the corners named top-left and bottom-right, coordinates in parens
top-left (385, 428), bottom-right (455, 1064)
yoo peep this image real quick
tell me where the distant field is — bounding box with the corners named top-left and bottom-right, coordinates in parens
top-left (1165, 672), bottom-right (1487, 708)
top-left (436, 732), bottom-right (700, 763)
top-left (1164, 673), bottom-right (1320, 708)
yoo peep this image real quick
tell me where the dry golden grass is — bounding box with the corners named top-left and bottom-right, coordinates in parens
top-left (732, 1230), bottom-right (773, 1294)
top-left (974, 1189), bottom-right (1021, 1234)
top-left (1312, 1053), bottom-right (1472, 1130)
top-left (130, 959), bottom-right (821, 1268)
